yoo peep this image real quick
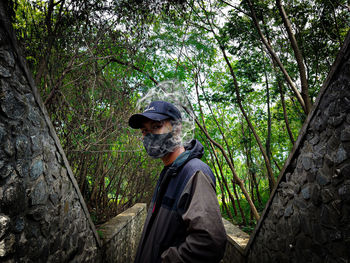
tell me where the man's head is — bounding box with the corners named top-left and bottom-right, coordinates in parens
top-left (128, 101), bottom-right (182, 158)
top-left (128, 101), bottom-right (182, 129)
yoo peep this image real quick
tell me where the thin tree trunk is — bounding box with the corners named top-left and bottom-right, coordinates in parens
top-left (220, 47), bottom-right (276, 190)
top-left (199, 85), bottom-right (237, 171)
top-left (260, 12), bottom-right (297, 147)
top-left (245, 0), bottom-right (306, 113)
top-left (35, 0), bottom-right (66, 88)
top-left (202, 134), bottom-right (238, 217)
top-left (211, 157), bottom-right (235, 222)
top-left (185, 107), bottom-right (260, 219)
top-left (249, 178), bottom-right (254, 220)
top-left (232, 180), bottom-right (246, 225)
top-left (192, 0), bottom-right (275, 199)
top-left (278, 82), bottom-right (295, 145)
top-left (264, 61), bottom-right (271, 163)
top-left (195, 1), bottom-right (275, 191)
top-left (276, 0), bottom-right (311, 114)
top-left (251, 171), bottom-right (262, 205)
top-left (188, 83), bottom-right (259, 219)
top-left (262, 52), bottom-right (273, 192)
top-left (241, 115), bottom-right (263, 206)
top-left (272, 156), bottom-right (282, 172)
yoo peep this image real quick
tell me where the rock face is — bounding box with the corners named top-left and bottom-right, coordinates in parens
top-left (246, 32), bottom-right (350, 262)
top-left (0, 5), bottom-right (100, 263)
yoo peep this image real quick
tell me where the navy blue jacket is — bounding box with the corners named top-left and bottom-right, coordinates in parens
top-left (134, 140), bottom-right (227, 263)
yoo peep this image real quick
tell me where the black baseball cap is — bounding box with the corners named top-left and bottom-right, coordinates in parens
top-left (128, 101), bottom-right (182, 129)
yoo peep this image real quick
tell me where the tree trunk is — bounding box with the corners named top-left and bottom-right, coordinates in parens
top-left (220, 47), bottom-right (276, 190)
top-left (232, 180), bottom-right (247, 225)
top-left (215, 164), bottom-right (235, 222)
top-left (246, 0), bottom-right (306, 113)
top-left (202, 135), bottom-right (239, 217)
top-left (278, 81), bottom-right (295, 145)
top-left (276, 0), bottom-right (312, 114)
top-left (262, 53), bottom-right (273, 192)
top-left (251, 171), bottom-right (262, 205)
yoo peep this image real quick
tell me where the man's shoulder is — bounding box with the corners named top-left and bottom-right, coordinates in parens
top-left (180, 158), bottom-right (215, 184)
top-left (183, 158), bottom-right (209, 170)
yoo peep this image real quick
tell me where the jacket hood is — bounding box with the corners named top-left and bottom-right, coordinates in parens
top-left (184, 139), bottom-right (204, 160)
top-left (170, 139), bottom-right (204, 171)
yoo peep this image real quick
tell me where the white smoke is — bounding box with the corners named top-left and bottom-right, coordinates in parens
top-left (136, 81), bottom-right (195, 145)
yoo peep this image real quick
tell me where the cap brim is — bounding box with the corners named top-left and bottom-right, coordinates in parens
top-left (128, 112), bottom-right (170, 129)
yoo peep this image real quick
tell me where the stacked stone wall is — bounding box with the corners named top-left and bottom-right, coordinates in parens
top-left (221, 218), bottom-right (249, 263)
top-left (99, 203), bottom-right (147, 263)
top-left (0, 5), bottom-right (100, 263)
top-left (245, 32), bottom-right (350, 263)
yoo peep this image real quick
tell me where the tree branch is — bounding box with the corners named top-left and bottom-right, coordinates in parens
top-left (109, 57), bottom-right (158, 85)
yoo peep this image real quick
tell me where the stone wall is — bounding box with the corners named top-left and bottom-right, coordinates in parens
top-left (99, 203), bottom-right (147, 263)
top-left (244, 31), bottom-right (350, 263)
top-left (97, 205), bottom-right (248, 263)
top-left (222, 218), bottom-right (249, 263)
top-left (0, 4), bottom-right (101, 263)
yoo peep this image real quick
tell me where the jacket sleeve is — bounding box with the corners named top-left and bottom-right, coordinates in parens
top-left (161, 170), bottom-right (227, 263)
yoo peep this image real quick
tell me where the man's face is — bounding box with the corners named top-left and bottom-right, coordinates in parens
top-left (140, 119), bottom-right (172, 138)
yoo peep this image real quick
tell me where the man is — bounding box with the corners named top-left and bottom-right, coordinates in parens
top-left (129, 100), bottom-right (227, 263)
